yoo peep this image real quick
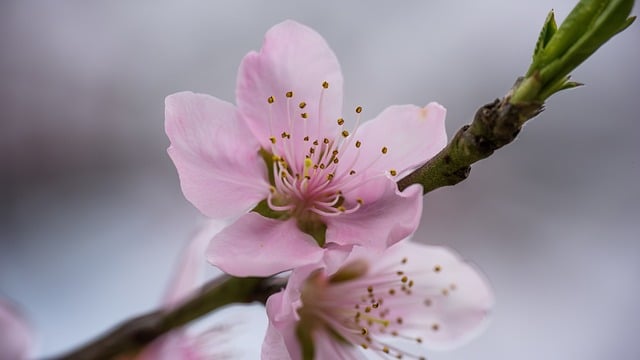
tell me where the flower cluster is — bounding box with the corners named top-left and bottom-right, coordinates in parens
top-left (164, 20), bottom-right (493, 359)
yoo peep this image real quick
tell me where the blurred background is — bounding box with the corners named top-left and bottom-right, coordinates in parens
top-left (1, 0), bottom-right (638, 359)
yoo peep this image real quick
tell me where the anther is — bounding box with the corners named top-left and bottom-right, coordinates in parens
top-left (269, 136), bottom-right (276, 144)
top-left (381, 147), bottom-right (388, 154)
top-left (434, 265), bottom-right (442, 273)
top-left (361, 328), bottom-right (368, 335)
top-left (303, 158), bottom-right (313, 178)
top-left (322, 81), bottom-right (329, 89)
top-left (432, 323), bottom-right (440, 331)
top-left (323, 138), bottom-right (330, 144)
top-left (350, 170), bottom-right (356, 175)
top-left (299, 102), bottom-right (306, 109)
top-left (337, 118), bottom-right (345, 125)
top-left (342, 130), bottom-right (350, 137)
top-left (389, 169), bottom-right (397, 176)
top-left (357, 198), bottom-right (363, 204)
top-left (303, 136), bottom-right (309, 141)
top-left (267, 96), bottom-right (275, 104)
top-left (285, 91), bottom-right (293, 98)
top-left (301, 113), bottom-right (308, 119)
top-left (356, 106), bottom-right (363, 113)
top-left (355, 140), bottom-right (362, 148)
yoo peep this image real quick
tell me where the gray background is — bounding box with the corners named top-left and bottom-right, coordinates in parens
top-left (1, 1), bottom-right (638, 359)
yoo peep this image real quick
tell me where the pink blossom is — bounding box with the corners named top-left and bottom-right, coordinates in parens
top-left (165, 20), bottom-right (447, 277)
top-left (0, 299), bottom-right (33, 360)
top-left (261, 241), bottom-right (493, 359)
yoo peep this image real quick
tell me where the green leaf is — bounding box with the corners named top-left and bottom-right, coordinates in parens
top-left (532, 10), bottom-right (558, 65)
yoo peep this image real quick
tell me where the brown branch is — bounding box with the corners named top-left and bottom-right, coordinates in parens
top-left (53, 275), bottom-right (285, 360)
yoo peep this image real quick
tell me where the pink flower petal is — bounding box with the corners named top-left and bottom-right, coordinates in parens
top-left (325, 181), bottom-right (423, 249)
top-left (262, 292), bottom-right (299, 360)
top-left (207, 213), bottom-right (325, 276)
top-left (0, 299), bottom-right (33, 360)
top-left (162, 220), bottom-right (227, 308)
top-left (386, 241), bottom-right (494, 349)
top-left (165, 91), bottom-right (269, 218)
top-left (237, 20), bottom-right (344, 150)
top-left (343, 102), bottom-right (447, 178)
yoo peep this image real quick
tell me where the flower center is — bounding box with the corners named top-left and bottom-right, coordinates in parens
top-left (262, 82), bottom-right (392, 220)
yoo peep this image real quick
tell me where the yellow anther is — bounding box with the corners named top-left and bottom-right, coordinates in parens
top-left (337, 118), bottom-right (345, 125)
top-left (381, 146), bottom-right (388, 154)
top-left (303, 158), bottom-right (313, 178)
top-left (333, 158), bottom-right (339, 164)
top-left (355, 140), bottom-right (362, 148)
top-left (342, 130), bottom-right (349, 137)
top-left (434, 265), bottom-right (442, 273)
top-left (356, 106), bottom-right (362, 113)
top-left (361, 328), bottom-right (368, 335)
top-left (322, 81), bottom-right (329, 89)
top-left (313, 140), bottom-right (319, 146)
top-left (389, 169), bottom-right (397, 176)
top-left (269, 186), bottom-right (276, 194)
top-left (267, 96), bottom-right (275, 104)
top-left (299, 102), bottom-right (306, 109)
top-left (332, 150), bottom-right (339, 156)
top-left (383, 347), bottom-right (390, 354)
top-left (301, 113), bottom-right (308, 119)
top-left (285, 91), bottom-right (293, 98)
top-left (323, 138), bottom-right (330, 144)
top-left (338, 205), bottom-right (346, 212)
top-left (269, 136), bottom-right (276, 144)
top-left (327, 173), bottom-right (334, 180)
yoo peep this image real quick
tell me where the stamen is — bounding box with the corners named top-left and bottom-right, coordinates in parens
top-left (286, 91), bottom-right (293, 98)
top-left (303, 158), bottom-right (313, 179)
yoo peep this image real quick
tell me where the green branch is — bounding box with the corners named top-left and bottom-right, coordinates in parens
top-left (399, 0), bottom-right (634, 193)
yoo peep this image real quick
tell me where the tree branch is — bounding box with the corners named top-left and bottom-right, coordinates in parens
top-left (398, 84), bottom-right (543, 193)
top-left (54, 276), bottom-right (285, 360)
